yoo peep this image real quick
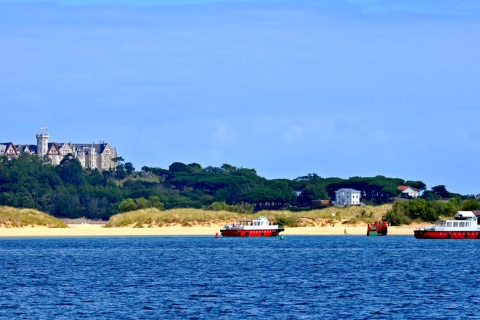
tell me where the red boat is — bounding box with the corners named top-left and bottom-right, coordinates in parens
top-left (367, 219), bottom-right (388, 236)
top-left (414, 211), bottom-right (480, 239)
top-left (220, 217), bottom-right (284, 237)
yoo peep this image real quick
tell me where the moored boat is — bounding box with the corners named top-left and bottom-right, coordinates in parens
top-left (367, 219), bottom-right (388, 236)
top-left (414, 211), bottom-right (480, 239)
top-left (220, 216), bottom-right (284, 237)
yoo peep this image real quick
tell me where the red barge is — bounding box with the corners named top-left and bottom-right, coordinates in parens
top-left (220, 217), bottom-right (284, 237)
top-left (414, 211), bottom-right (480, 239)
top-left (367, 219), bottom-right (388, 236)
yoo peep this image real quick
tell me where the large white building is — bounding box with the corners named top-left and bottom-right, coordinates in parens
top-left (334, 188), bottom-right (361, 206)
top-left (1, 131), bottom-right (118, 171)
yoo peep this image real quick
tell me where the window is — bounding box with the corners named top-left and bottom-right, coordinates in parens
top-left (459, 222), bottom-right (465, 227)
top-left (447, 222), bottom-right (452, 227)
top-left (453, 222), bottom-right (458, 227)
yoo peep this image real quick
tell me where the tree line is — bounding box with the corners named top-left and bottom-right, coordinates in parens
top-left (0, 153), bottom-right (476, 221)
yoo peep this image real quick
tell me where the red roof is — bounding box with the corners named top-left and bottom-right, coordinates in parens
top-left (398, 186), bottom-right (418, 191)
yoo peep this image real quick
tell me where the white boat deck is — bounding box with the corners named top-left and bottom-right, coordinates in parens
top-left (223, 217), bottom-right (279, 230)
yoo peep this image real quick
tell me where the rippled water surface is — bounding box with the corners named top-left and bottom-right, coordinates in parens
top-left (1, 236), bottom-right (479, 319)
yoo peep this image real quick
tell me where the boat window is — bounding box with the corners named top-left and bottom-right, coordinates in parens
top-left (453, 222), bottom-right (458, 227)
top-left (435, 221), bottom-right (447, 227)
top-left (459, 222), bottom-right (465, 227)
top-left (466, 222), bottom-right (470, 227)
top-left (447, 222), bottom-right (452, 227)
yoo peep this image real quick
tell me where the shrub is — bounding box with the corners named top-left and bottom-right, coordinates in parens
top-left (276, 215), bottom-right (299, 228)
top-left (356, 209), bottom-right (373, 218)
top-left (460, 199), bottom-right (480, 211)
top-left (384, 209), bottom-right (412, 226)
top-left (118, 196), bottom-right (165, 213)
top-left (207, 201), bottom-right (254, 214)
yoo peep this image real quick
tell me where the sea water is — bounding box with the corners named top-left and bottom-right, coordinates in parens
top-left (1, 236), bottom-right (479, 319)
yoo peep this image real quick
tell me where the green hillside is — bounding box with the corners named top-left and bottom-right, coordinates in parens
top-left (0, 154), bottom-right (477, 224)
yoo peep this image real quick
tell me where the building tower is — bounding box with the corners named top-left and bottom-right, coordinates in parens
top-left (36, 128), bottom-right (49, 157)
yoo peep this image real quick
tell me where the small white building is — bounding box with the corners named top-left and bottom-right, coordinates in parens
top-left (398, 186), bottom-right (419, 198)
top-left (334, 188), bottom-right (361, 206)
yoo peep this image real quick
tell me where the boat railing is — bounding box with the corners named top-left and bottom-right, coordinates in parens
top-left (414, 226), bottom-right (433, 231)
top-left (223, 224), bottom-right (279, 230)
top-left (223, 224), bottom-right (246, 230)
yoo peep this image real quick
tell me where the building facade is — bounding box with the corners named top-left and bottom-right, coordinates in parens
top-left (1, 131), bottom-right (117, 171)
top-left (397, 186), bottom-right (419, 198)
top-left (334, 188), bottom-right (361, 206)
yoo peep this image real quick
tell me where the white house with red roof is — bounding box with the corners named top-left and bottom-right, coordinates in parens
top-left (398, 186), bottom-right (419, 198)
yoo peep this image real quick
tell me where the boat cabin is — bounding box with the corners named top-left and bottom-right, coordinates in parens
top-left (252, 217), bottom-right (271, 227)
top-left (223, 217), bottom-right (277, 230)
top-left (427, 211), bottom-right (479, 232)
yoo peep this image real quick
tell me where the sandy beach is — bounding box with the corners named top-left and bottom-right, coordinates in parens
top-left (0, 222), bottom-right (424, 237)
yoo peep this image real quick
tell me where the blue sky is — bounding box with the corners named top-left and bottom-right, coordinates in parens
top-left (1, 0), bottom-right (479, 194)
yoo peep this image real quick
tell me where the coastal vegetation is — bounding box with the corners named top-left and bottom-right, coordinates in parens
top-left (0, 206), bottom-right (67, 228)
top-left (0, 153), bottom-right (478, 225)
top-left (105, 208), bottom-right (241, 228)
top-left (105, 205), bottom-right (392, 228)
top-left (385, 198), bottom-right (480, 225)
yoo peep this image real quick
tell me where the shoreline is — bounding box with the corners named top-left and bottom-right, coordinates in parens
top-left (0, 223), bottom-right (424, 237)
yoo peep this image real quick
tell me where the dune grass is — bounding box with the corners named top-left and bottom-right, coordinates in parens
top-left (0, 206), bottom-right (67, 228)
top-left (105, 208), bottom-right (242, 228)
top-left (105, 205), bottom-right (392, 228)
top-left (258, 204), bottom-right (391, 227)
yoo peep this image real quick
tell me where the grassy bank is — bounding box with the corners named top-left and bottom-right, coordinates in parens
top-left (260, 204), bottom-right (392, 227)
top-left (0, 206), bottom-right (67, 228)
top-left (105, 208), bottom-right (241, 227)
top-left (105, 205), bottom-right (392, 228)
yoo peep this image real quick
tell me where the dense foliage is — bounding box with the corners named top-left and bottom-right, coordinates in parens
top-left (385, 198), bottom-right (480, 225)
top-left (0, 154), bottom-right (476, 221)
